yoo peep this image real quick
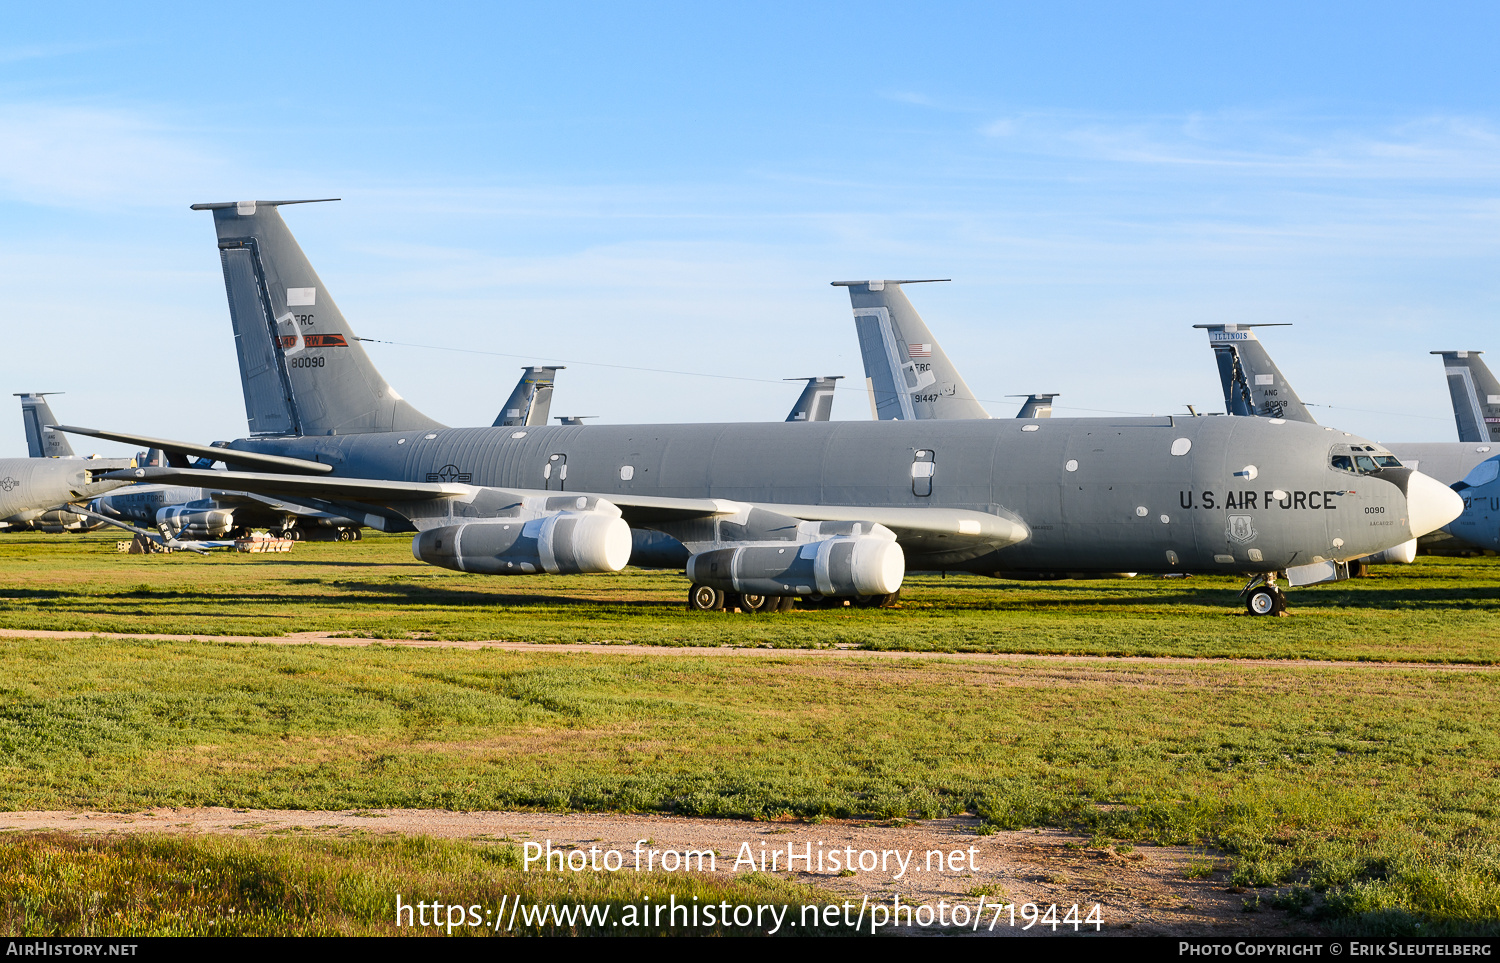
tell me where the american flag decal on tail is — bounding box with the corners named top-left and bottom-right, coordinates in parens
top-left (908, 343), bottom-right (932, 358)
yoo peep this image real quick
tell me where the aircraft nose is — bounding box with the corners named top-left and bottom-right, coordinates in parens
top-left (1404, 470), bottom-right (1464, 538)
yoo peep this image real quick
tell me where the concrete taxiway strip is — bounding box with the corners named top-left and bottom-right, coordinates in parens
top-left (0, 627), bottom-right (1487, 670)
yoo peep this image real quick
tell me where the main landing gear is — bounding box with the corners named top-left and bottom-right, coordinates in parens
top-left (687, 585), bottom-right (798, 613)
top-left (1242, 574), bottom-right (1288, 616)
top-left (686, 585), bottom-right (899, 613)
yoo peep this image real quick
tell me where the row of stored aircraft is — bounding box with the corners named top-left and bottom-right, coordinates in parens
top-left (16, 197), bottom-right (1456, 618)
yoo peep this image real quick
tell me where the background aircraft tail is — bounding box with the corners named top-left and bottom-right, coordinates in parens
top-left (1011, 393), bottom-right (1058, 418)
top-left (1194, 324), bottom-right (1316, 423)
top-left (832, 280), bottom-right (990, 420)
top-left (494, 366), bottom-right (562, 427)
top-left (1432, 351), bottom-right (1500, 443)
top-left (193, 199), bottom-right (443, 436)
top-left (16, 393), bottom-right (75, 457)
top-left (784, 376), bottom-right (841, 422)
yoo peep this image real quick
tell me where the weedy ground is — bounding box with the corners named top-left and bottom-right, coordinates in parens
top-left (1, 531), bottom-right (1498, 936)
top-left (0, 833), bottom-right (837, 936)
top-left (1, 531), bottom-right (1498, 661)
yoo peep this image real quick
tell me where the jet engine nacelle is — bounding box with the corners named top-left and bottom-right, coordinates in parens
top-left (157, 504), bottom-right (235, 539)
top-left (686, 532), bottom-right (905, 598)
top-left (412, 511), bottom-right (633, 575)
top-left (1359, 538), bottom-right (1418, 565)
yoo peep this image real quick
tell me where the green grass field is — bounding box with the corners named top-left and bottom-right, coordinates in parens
top-left (1, 531), bottom-right (1499, 935)
top-left (1, 530), bottom-right (1499, 662)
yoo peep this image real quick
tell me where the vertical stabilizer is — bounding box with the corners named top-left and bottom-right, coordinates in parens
top-left (1432, 351), bottom-right (1500, 443)
top-left (494, 366), bottom-right (563, 427)
top-left (784, 376), bottom-right (841, 422)
top-left (193, 199), bottom-right (444, 436)
top-left (1011, 393), bottom-right (1058, 419)
top-left (15, 393), bottom-right (74, 457)
top-left (833, 280), bottom-right (990, 420)
top-left (1194, 324), bottom-right (1316, 423)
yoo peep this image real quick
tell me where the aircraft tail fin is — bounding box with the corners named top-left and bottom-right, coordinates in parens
top-left (493, 366), bottom-right (562, 427)
top-left (1194, 324), bottom-right (1317, 423)
top-left (16, 393), bottom-right (75, 458)
top-left (1432, 351), bottom-right (1500, 443)
top-left (193, 199), bottom-right (444, 436)
top-left (784, 376), bottom-right (841, 422)
top-left (1010, 393), bottom-right (1058, 419)
top-left (832, 280), bottom-right (990, 420)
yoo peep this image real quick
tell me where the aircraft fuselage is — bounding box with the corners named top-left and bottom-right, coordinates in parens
top-left (229, 414), bottom-right (1422, 575)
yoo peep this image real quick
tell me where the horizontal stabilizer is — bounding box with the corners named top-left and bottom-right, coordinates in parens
top-left (189, 199), bottom-right (340, 211)
top-left (103, 467), bottom-right (465, 502)
top-left (55, 426), bottom-right (333, 474)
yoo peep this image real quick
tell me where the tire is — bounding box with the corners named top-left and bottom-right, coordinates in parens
top-left (336, 528), bottom-right (357, 542)
top-left (740, 594), bottom-right (780, 614)
top-left (687, 584), bottom-right (725, 612)
top-left (1246, 587), bottom-right (1285, 616)
top-left (853, 590), bottom-right (901, 609)
top-left (774, 595), bottom-right (796, 613)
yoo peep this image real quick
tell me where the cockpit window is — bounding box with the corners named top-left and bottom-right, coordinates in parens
top-left (1331, 451), bottom-right (1403, 474)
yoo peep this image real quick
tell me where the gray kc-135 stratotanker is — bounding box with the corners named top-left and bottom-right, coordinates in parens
top-left (1422, 352), bottom-right (1500, 553)
top-left (1198, 324), bottom-right (1500, 559)
top-left (785, 377), bottom-right (841, 422)
top-left (0, 454), bottom-right (132, 532)
top-left (836, 281), bottom-right (1061, 421)
top-left (23, 394), bottom-right (362, 542)
top-left (1197, 324), bottom-right (1498, 486)
top-left (1433, 350), bottom-right (1500, 445)
top-left (834, 280), bottom-right (991, 421)
top-left (0, 390), bottom-right (129, 528)
top-left (62, 200), bottom-right (1462, 616)
top-left (18, 393), bottom-right (77, 459)
top-left (494, 367), bottom-right (562, 428)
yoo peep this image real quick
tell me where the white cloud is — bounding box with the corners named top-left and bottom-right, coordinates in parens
top-left (0, 103), bottom-right (230, 207)
top-left (978, 109), bottom-right (1500, 181)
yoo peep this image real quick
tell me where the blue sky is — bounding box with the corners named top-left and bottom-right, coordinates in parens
top-left (2, 1), bottom-right (1498, 456)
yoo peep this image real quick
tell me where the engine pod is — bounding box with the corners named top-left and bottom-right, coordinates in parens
top-left (686, 533), bottom-right (905, 597)
top-left (156, 504), bottom-right (235, 538)
top-left (412, 512), bottom-right (632, 575)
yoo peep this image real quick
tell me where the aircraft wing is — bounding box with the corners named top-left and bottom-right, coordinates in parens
top-left (103, 468), bottom-right (1030, 557)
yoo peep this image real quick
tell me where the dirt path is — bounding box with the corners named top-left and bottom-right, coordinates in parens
top-left (0, 627), bottom-right (1484, 671)
top-left (0, 808), bottom-right (1325, 936)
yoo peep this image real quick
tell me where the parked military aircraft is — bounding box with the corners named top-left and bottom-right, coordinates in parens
top-left (0, 456), bottom-right (132, 531)
top-left (833, 280), bottom-right (991, 420)
top-left (17, 393), bottom-right (77, 459)
top-left (835, 281), bottom-right (1062, 421)
top-left (1, 393), bottom-right (123, 533)
top-left (1011, 394), bottom-right (1059, 419)
top-left (64, 200), bottom-right (1461, 616)
top-left (1432, 351), bottom-right (1500, 445)
top-left (1420, 352), bottom-right (1500, 553)
top-left (89, 448), bottom-right (362, 541)
top-left (494, 367), bottom-right (562, 428)
top-left (1196, 325), bottom-right (1498, 486)
top-left (1196, 324), bottom-right (1500, 559)
top-left (785, 377), bottom-right (841, 422)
